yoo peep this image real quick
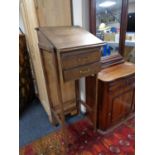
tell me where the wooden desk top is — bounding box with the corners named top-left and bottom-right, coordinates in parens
top-left (98, 62), bottom-right (135, 82)
top-left (37, 26), bottom-right (104, 52)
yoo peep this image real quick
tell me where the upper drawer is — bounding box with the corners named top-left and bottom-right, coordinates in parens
top-left (61, 48), bottom-right (101, 70)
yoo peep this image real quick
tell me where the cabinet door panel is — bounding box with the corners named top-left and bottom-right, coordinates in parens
top-left (110, 89), bottom-right (134, 124)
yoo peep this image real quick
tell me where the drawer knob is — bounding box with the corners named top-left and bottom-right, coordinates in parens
top-left (80, 69), bottom-right (90, 74)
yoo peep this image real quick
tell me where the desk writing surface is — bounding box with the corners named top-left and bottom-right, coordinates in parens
top-left (38, 26), bottom-right (104, 51)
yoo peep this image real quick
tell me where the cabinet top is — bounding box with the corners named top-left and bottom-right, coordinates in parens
top-left (98, 62), bottom-right (135, 82)
top-left (36, 26), bottom-right (104, 52)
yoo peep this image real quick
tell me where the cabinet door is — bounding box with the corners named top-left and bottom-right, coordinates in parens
top-left (108, 88), bottom-right (134, 125)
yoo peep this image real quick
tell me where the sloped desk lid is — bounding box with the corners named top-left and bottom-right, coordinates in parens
top-left (37, 26), bottom-right (105, 52)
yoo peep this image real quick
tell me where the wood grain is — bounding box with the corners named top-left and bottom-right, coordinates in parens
top-left (97, 75), bottom-right (135, 130)
top-left (63, 62), bottom-right (101, 81)
top-left (98, 62), bottom-right (135, 82)
top-left (61, 48), bottom-right (101, 70)
top-left (20, 0), bottom-right (52, 121)
top-left (20, 0), bottom-right (74, 123)
top-left (86, 62), bottom-right (135, 131)
top-left (38, 26), bottom-right (104, 51)
top-left (37, 26), bottom-right (104, 151)
top-left (42, 51), bottom-right (76, 107)
top-left (35, 0), bottom-right (72, 27)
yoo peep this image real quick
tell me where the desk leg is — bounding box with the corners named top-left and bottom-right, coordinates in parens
top-left (52, 51), bottom-right (68, 155)
top-left (94, 74), bottom-right (98, 131)
top-left (56, 79), bottom-right (68, 154)
top-left (59, 97), bottom-right (68, 154)
top-left (75, 80), bottom-right (80, 114)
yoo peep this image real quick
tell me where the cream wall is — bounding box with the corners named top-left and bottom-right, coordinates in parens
top-left (72, 0), bottom-right (89, 112)
top-left (72, 0), bottom-right (89, 30)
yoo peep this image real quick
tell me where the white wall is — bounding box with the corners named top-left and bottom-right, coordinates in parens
top-left (72, 0), bottom-right (90, 112)
top-left (72, 0), bottom-right (83, 26)
top-left (82, 0), bottom-right (90, 31)
top-left (72, 0), bottom-right (89, 30)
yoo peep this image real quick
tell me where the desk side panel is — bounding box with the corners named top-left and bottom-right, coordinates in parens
top-left (41, 50), bottom-right (77, 115)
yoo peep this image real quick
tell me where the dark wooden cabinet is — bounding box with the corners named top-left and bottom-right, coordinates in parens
top-left (19, 34), bottom-right (35, 114)
top-left (86, 62), bottom-right (135, 131)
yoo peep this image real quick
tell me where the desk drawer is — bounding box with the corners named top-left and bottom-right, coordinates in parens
top-left (61, 48), bottom-right (101, 69)
top-left (63, 62), bottom-right (101, 81)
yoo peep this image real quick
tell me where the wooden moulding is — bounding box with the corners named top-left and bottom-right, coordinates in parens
top-left (100, 53), bottom-right (125, 69)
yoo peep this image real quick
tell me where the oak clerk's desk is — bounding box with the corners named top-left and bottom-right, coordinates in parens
top-left (36, 26), bottom-right (104, 153)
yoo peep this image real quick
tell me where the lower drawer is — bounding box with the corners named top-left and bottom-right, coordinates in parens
top-left (63, 62), bottom-right (101, 81)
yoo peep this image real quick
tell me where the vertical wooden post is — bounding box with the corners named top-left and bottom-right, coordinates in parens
top-left (94, 74), bottom-right (98, 131)
top-left (119, 0), bottom-right (129, 56)
top-left (75, 80), bottom-right (80, 114)
top-left (89, 0), bottom-right (96, 35)
top-left (55, 51), bottom-right (68, 154)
